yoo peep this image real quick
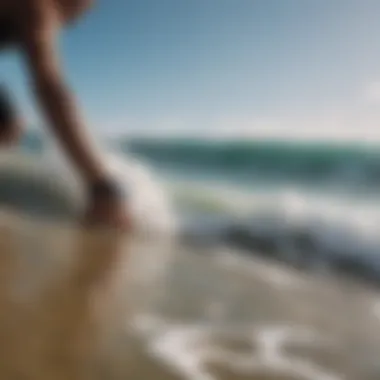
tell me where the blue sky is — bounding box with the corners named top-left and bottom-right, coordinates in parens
top-left (2, 0), bottom-right (380, 141)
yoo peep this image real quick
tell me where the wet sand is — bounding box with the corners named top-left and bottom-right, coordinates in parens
top-left (0, 211), bottom-right (379, 380)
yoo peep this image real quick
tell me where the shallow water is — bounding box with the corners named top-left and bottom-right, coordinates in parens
top-left (0, 213), bottom-right (379, 380)
top-left (0, 148), bottom-right (379, 379)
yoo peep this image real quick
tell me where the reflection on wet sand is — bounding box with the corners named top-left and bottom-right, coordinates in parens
top-left (0, 212), bottom-right (379, 380)
top-left (0, 215), bottom-right (134, 379)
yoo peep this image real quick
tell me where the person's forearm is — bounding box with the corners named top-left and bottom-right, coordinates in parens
top-left (34, 75), bottom-right (109, 183)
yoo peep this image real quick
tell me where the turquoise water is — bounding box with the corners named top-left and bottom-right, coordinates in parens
top-left (121, 137), bottom-right (380, 192)
top-left (17, 131), bottom-right (380, 286)
top-left (21, 131), bottom-right (380, 192)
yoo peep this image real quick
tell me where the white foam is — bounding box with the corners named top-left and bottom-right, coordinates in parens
top-left (176, 181), bottom-right (380, 264)
top-left (44, 147), bottom-right (177, 236)
top-left (131, 314), bottom-right (343, 380)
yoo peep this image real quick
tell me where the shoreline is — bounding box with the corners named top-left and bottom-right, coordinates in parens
top-left (0, 213), bottom-right (376, 379)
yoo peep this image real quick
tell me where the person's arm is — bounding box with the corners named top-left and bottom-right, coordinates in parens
top-left (19, 0), bottom-right (109, 184)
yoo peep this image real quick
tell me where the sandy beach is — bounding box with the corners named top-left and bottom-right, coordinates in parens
top-left (0, 210), bottom-right (377, 380)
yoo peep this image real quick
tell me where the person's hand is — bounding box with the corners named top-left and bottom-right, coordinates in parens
top-left (83, 179), bottom-right (132, 231)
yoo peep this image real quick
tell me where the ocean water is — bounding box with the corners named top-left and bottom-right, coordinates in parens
top-left (17, 132), bottom-right (380, 286)
top-left (124, 137), bottom-right (380, 285)
top-left (3, 131), bottom-right (380, 380)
